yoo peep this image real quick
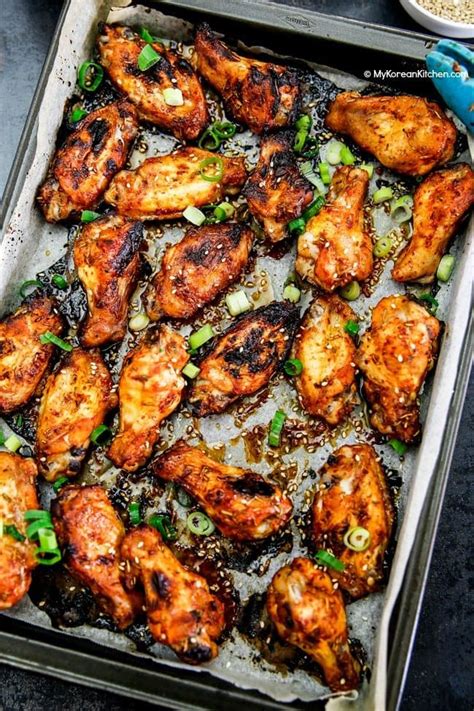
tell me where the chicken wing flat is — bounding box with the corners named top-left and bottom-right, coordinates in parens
top-left (267, 557), bottom-right (360, 691)
top-left (188, 301), bottom-right (299, 417)
top-left (153, 441), bottom-right (293, 540)
top-left (36, 349), bottom-right (117, 482)
top-left (52, 485), bottom-right (141, 629)
top-left (325, 92), bottom-right (456, 177)
top-left (145, 222), bottom-right (253, 321)
top-left (37, 100), bottom-right (138, 222)
top-left (0, 296), bottom-right (63, 415)
top-left (104, 147), bottom-right (247, 221)
top-left (121, 525), bottom-right (225, 663)
top-left (296, 166), bottom-right (373, 291)
top-left (73, 214), bottom-right (144, 347)
top-left (0, 453), bottom-right (38, 610)
top-left (97, 25), bottom-right (208, 142)
top-left (356, 295), bottom-right (441, 443)
top-left (243, 132), bottom-right (313, 242)
top-left (392, 163), bottom-right (474, 283)
top-left (292, 296), bottom-right (357, 426)
top-left (107, 325), bottom-right (189, 472)
top-left (312, 444), bottom-right (394, 599)
top-left (194, 23), bottom-right (300, 134)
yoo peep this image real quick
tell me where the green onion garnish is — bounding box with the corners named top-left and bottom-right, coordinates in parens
top-left (189, 324), bottom-right (214, 351)
top-left (4, 524), bottom-right (26, 542)
top-left (51, 274), bottom-right (68, 290)
top-left (182, 362), bottom-right (200, 379)
top-left (288, 216), bottom-right (306, 235)
top-left (129, 312), bottom-right (149, 332)
top-left (140, 27), bottom-right (159, 43)
top-left (0, 431), bottom-right (5, 446)
top-left (318, 162), bottom-right (331, 185)
top-left (300, 161), bottom-right (326, 194)
top-left (283, 284), bottom-right (301, 303)
top-left (176, 487), bottom-right (193, 508)
top-left (199, 156), bottom-right (223, 183)
top-left (162, 87), bottom-right (184, 106)
top-left (344, 320), bottom-right (359, 336)
top-left (81, 210), bottom-right (101, 223)
top-left (436, 255), bottom-right (455, 283)
top-left (77, 61), bottom-right (104, 92)
top-left (186, 511), bottom-right (215, 536)
top-left (294, 114), bottom-right (312, 153)
top-left (149, 513), bottom-right (178, 541)
top-left (390, 194), bottom-right (413, 223)
top-left (24, 509), bottom-right (52, 522)
top-left (389, 438), bottom-right (407, 456)
top-left (326, 140), bottom-right (344, 165)
top-left (35, 548), bottom-right (62, 565)
top-left (213, 202), bottom-right (235, 221)
top-left (268, 410), bottom-right (287, 448)
top-left (39, 331), bottom-right (73, 352)
top-left (69, 107), bottom-right (88, 123)
top-left (26, 518), bottom-right (53, 541)
top-left (372, 186), bottom-right (394, 204)
top-left (295, 114), bottom-right (312, 132)
top-left (302, 195), bottom-right (325, 222)
top-left (418, 293), bottom-right (439, 314)
top-left (4, 435), bottom-right (22, 453)
top-left (19, 279), bottom-right (43, 299)
top-left (373, 236), bottom-right (393, 258)
top-left (315, 549), bottom-right (345, 571)
top-left (198, 127), bottom-right (221, 151)
top-left (340, 281), bottom-right (360, 301)
top-left (225, 290), bottom-right (251, 317)
top-left (343, 526), bottom-right (371, 551)
top-left (37, 527), bottom-right (58, 551)
top-left (53, 476), bottom-right (69, 493)
top-left (128, 502), bottom-right (142, 526)
top-left (214, 121), bottom-right (237, 139)
top-left (340, 145), bottom-right (356, 165)
top-left (14, 414), bottom-right (23, 428)
top-left (301, 137), bottom-right (319, 159)
top-left (360, 163), bottom-right (374, 178)
top-left (90, 424), bottom-right (112, 445)
top-left (283, 358), bottom-right (303, 376)
top-left (183, 205), bottom-right (206, 226)
top-left (137, 44), bottom-right (161, 72)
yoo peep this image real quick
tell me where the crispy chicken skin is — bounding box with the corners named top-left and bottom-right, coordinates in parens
top-left (188, 301), bottom-right (299, 417)
top-left (36, 349), bottom-right (117, 482)
top-left (296, 166), bottom-right (373, 291)
top-left (194, 23), bottom-right (300, 134)
top-left (121, 525), bottom-right (225, 664)
top-left (97, 25), bottom-right (208, 142)
top-left (145, 223), bottom-right (253, 321)
top-left (107, 325), bottom-right (189, 472)
top-left (73, 214), bottom-right (144, 347)
top-left (52, 485), bottom-right (141, 629)
top-left (0, 453), bottom-right (38, 610)
top-left (392, 163), bottom-right (474, 283)
top-left (312, 444), bottom-right (394, 599)
top-left (356, 295), bottom-right (441, 443)
top-left (292, 296), bottom-right (357, 426)
top-left (267, 557), bottom-right (360, 691)
top-left (37, 100), bottom-right (138, 222)
top-left (153, 441), bottom-right (293, 540)
top-left (244, 132), bottom-right (313, 242)
top-left (325, 92), bottom-right (456, 177)
top-left (104, 147), bottom-right (247, 221)
top-left (0, 296), bottom-right (63, 415)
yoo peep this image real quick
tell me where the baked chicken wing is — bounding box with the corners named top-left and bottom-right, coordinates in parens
top-left (267, 557), bottom-right (360, 691)
top-left (356, 295), bottom-right (441, 443)
top-left (292, 295), bottom-right (357, 426)
top-left (194, 23), bottom-right (300, 134)
top-left (0, 453), bottom-right (38, 610)
top-left (37, 100), bottom-right (138, 222)
top-left (153, 441), bottom-right (293, 540)
top-left (312, 444), bottom-right (394, 599)
top-left (73, 214), bottom-right (144, 347)
top-left (243, 132), bottom-right (313, 242)
top-left (326, 92), bottom-right (456, 177)
top-left (107, 325), bottom-right (189, 472)
top-left (392, 163), bottom-right (474, 283)
top-left (121, 525), bottom-right (225, 663)
top-left (295, 166), bottom-right (373, 291)
top-left (97, 24), bottom-right (208, 142)
top-left (0, 296), bottom-right (63, 414)
top-left (188, 301), bottom-right (299, 416)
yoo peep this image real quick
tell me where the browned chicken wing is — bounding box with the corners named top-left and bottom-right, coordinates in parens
top-left (121, 525), bottom-right (225, 663)
top-left (0, 453), bottom-right (38, 610)
top-left (0, 296), bottom-right (63, 414)
top-left (267, 557), bottom-right (360, 691)
top-left (292, 295), bottom-right (357, 426)
top-left (312, 444), bottom-right (394, 599)
top-left (188, 301), bottom-right (299, 417)
top-left (356, 295), bottom-right (441, 443)
top-left (37, 100), bottom-right (138, 222)
top-left (392, 163), bottom-right (474, 283)
top-left (52, 484), bottom-right (141, 629)
top-left (296, 166), bottom-right (373, 291)
top-left (326, 92), bottom-right (456, 177)
top-left (107, 325), bottom-right (189, 472)
top-left (73, 214), bottom-right (144, 347)
top-left (153, 441), bottom-right (293, 540)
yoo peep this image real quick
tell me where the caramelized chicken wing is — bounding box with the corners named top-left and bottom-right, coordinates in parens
top-left (0, 296), bottom-right (63, 414)
top-left (52, 485), bottom-right (141, 628)
top-left (107, 325), bottom-right (188, 472)
top-left (326, 92), bottom-right (456, 177)
top-left (121, 525), bottom-right (225, 663)
top-left (37, 100), bottom-right (138, 222)
top-left (188, 301), bottom-right (299, 416)
top-left (356, 295), bottom-right (441, 443)
top-left (194, 23), bottom-right (300, 134)
top-left (292, 296), bottom-right (357, 425)
top-left (0, 453), bottom-right (38, 610)
top-left (36, 349), bottom-right (117, 482)
top-left (296, 166), bottom-right (373, 291)
top-left (153, 441), bottom-right (293, 540)
top-left (145, 222), bottom-right (253, 321)
top-left (312, 444), bottom-right (394, 599)
top-left (73, 214), bottom-right (144, 346)
top-left (267, 557), bottom-right (360, 691)
top-left (392, 163), bottom-right (474, 283)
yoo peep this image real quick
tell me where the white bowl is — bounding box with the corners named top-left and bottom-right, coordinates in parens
top-left (399, 0), bottom-right (474, 38)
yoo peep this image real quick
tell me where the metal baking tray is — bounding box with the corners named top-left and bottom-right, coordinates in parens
top-left (0, 1), bottom-right (472, 709)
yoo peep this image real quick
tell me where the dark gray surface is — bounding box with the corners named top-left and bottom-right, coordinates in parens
top-left (0, 1), bottom-right (472, 709)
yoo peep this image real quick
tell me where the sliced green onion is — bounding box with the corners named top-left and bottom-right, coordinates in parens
top-left (189, 324), bottom-right (214, 351)
top-left (213, 121), bottom-right (237, 140)
top-left (4, 435), bottom-right (22, 453)
top-left (14, 414), bottom-right (23, 428)
top-left (389, 438), bottom-right (407, 456)
top-left (373, 236), bottom-right (393, 258)
top-left (198, 127), bottom-right (221, 151)
top-left (19, 279), bottom-right (42, 299)
top-left (53, 476), bottom-right (69, 493)
top-left (226, 290), bottom-right (251, 317)
top-left (294, 114), bottom-right (312, 153)
top-left (149, 513), bottom-right (178, 541)
top-left (129, 312), bottom-right (149, 332)
top-left (183, 205), bottom-right (206, 226)
top-left (343, 526), bottom-right (371, 551)
top-left (318, 162), bottom-right (331, 185)
top-left (81, 210), bottom-right (101, 223)
top-left (0, 431), bottom-right (5, 446)
top-left (283, 284), bottom-right (301, 303)
top-left (300, 161), bottom-right (326, 193)
top-left (340, 281), bottom-right (360, 301)
top-left (128, 502), bottom-right (142, 526)
top-left (344, 320), bottom-right (359, 336)
top-left (77, 61), bottom-right (104, 92)
top-left (186, 511), bottom-right (215, 536)
top-left (37, 527), bottom-right (58, 551)
top-left (390, 195), bottom-right (413, 223)
top-left (199, 156), bottom-right (223, 183)
top-left (140, 27), bottom-right (159, 43)
top-left (302, 195), bottom-right (325, 222)
top-left (182, 362), bottom-right (200, 379)
top-left (315, 549), bottom-right (345, 571)
top-left (163, 87), bottom-right (184, 106)
top-left (69, 107), bottom-right (88, 123)
top-left (176, 487), bottom-right (193, 508)
top-left (283, 358), bottom-right (303, 376)
top-left (39, 331), bottom-right (72, 352)
top-left (90, 424), bottom-right (112, 445)
top-left (51, 274), bottom-right (68, 290)
top-left (213, 202), bottom-right (235, 221)
top-left (24, 509), bottom-right (52, 522)
top-left (35, 548), bottom-right (62, 565)
top-left (340, 145), bottom-right (356, 165)
top-left (436, 255), bottom-right (455, 283)
top-left (137, 44), bottom-right (161, 72)
top-left (301, 137), bottom-right (319, 159)
top-left (295, 114), bottom-right (312, 132)
top-left (373, 186), bottom-right (394, 204)
top-left (26, 519), bottom-right (53, 541)
top-left (268, 410), bottom-right (287, 448)
top-left (4, 524), bottom-right (26, 542)
top-left (288, 216), bottom-right (306, 235)
top-left (326, 140), bottom-right (344, 165)
top-left (360, 164), bottom-right (374, 178)
top-left (418, 293), bottom-right (439, 314)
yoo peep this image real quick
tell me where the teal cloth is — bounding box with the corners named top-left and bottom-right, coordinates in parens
top-left (425, 40), bottom-right (474, 132)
